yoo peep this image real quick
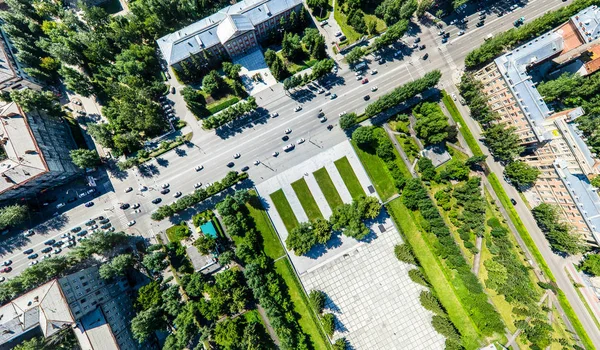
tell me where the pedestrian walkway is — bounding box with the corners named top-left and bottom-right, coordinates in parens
top-left (324, 162), bottom-right (353, 203)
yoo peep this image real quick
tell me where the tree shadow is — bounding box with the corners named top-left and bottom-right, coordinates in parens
top-left (138, 163), bottom-right (160, 177)
top-left (304, 232), bottom-right (344, 260)
top-left (175, 148), bottom-right (187, 157)
top-left (214, 108), bottom-right (272, 139)
top-left (105, 159), bottom-right (129, 180)
top-left (156, 157), bottom-right (169, 168)
top-left (323, 292), bottom-right (342, 314)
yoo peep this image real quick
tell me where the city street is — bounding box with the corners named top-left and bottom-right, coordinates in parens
top-left (5, 0), bottom-right (600, 346)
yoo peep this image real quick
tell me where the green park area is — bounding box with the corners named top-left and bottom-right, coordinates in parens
top-left (333, 157), bottom-right (366, 199)
top-left (270, 189), bottom-right (300, 232)
top-left (313, 167), bottom-right (344, 209)
top-left (291, 178), bottom-right (323, 221)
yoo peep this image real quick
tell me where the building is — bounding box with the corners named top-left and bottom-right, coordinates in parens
top-left (157, 0), bottom-right (304, 70)
top-left (0, 266), bottom-right (142, 350)
top-left (0, 102), bottom-right (80, 202)
top-left (0, 29), bottom-right (42, 92)
top-left (474, 5), bottom-right (600, 245)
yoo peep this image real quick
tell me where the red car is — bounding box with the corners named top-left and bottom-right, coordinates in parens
top-left (362, 78), bottom-right (369, 84)
top-left (2, 267), bottom-right (12, 273)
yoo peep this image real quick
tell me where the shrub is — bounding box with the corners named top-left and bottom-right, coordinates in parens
top-left (321, 313), bottom-right (335, 336)
top-left (431, 315), bottom-right (460, 340)
top-left (202, 97), bottom-right (257, 129)
top-left (333, 337), bottom-right (348, 350)
top-left (394, 243), bottom-right (417, 265)
top-left (419, 290), bottom-right (446, 316)
top-left (408, 268), bottom-right (430, 287)
top-left (309, 290), bottom-right (326, 313)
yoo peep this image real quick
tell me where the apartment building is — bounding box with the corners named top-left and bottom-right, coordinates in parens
top-left (474, 5), bottom-right (600, 245)
top-left (0, 102), bottom-right (80, 202)
top-left (157, 0), bottom-right (304, 70)
top-left (0, 29), bottom-right (42, 92)
top-left (0, 266), bottom-right (142, 350)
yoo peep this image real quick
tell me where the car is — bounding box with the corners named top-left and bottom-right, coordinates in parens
top-left (43, 254), bottom-right (52, 260)
top-left (476, 20), bottom-right (484, 27)
top-left (458, 30), bottom-right (465, 36)
top-left (441, 37), bottom-right (448, 44)
top-left (99, 218), bottom-right (109, 224)
top-left (363, 95), bottom-right (370, 101)
top-left (318, 89), bottom-right (325, 94)
top-left (362, 78), bottom-right (368, 84)
top-left (161, 183), bottom-right (170, 189)
top-left (330, 93), bottom-right (337, 99)
top-left (272, 152), bottom-right (279, 157)
top-left (139, 186), bottom-right (148, 192)
top-left (128, 220), bottom-right (136, 227)
top-left (152, 198), bottom-right (162, 204)
top-left (56, 203), bottom-right (65, 209)
top-left (90, 225), bottom-right (98, 230)
top-left (422, 53), bottom-right (429, 60)
top-left (339, 35), bottom-right (346, 42)
top-left (86, 188), bottom-right (96, 195)
top-left (356, 75), bottom-right (363, 80)
top-left (414, 37), bottom-right (421, 43)
top-left (479, 14), bottom-right (486, 19)
top-left (170, 86), bottom-right (175, 94)
top-left (294, 105), bottom-right (302, 112)
top-left (451, 93), bottom-right (457, 101)
top-left (76, 230), bottom-right (87, 237)
top-left (85, 201), bottom-right (94, 207)
top-left (0, 266), bottom-right (10, 273)
top-left (2, 260), bottom-right (11, 266)
top-left (233, 153), bottom-right (241, 159)
top-left (438, 29), bottom-right (445, 36)
top-left (41, 247), bottom-right (52, 253)
top-left (66, 241), bottom-right (75, 248)
top-left (270, 112), bottom-right (279, 118)
top-left (325, 91), bottom-right (331, 96)
top-left (204, 182), bottom-right (213, 188)
top-left (334, 31), bottom-right (342, 37)
top-left (514, 17), bottom-right (525, 26)
top-left (449, 19), bottom-right (457, 25)
top-left (194, 183), bottom-right (202, 189)
top-left (78, 192), bottom-right (87, 199)
top-left (54, 248), bottom-right (62, 254)
top-left (70, 227), bottom-right (81, 233)
top-left (354, 71), bottom-right (361, 76)
top-left (371, 86), bottom-right (378, 92)
top-left (160, 188), bottom-right (170, 195)
top-left (282, 135), bottom-right (289, 141)
top-left (479, 10), bottom-right (485, 15)
top-left (510, 198), bottom-right (517, 205)
top-left (227, 162), bottom-right (235, 168)
top-left (120, 203), bottom-right (130, 210)
top-left (320, 117), bottom-right (327, 122)
top-left (100, 223), bottom-right (111, 229)
top-left (23, 249), bottom-right (34, 255)
top-left (28, 253), bottom-right (38, 259)
top-left (283, 144), bottom-right (295, 151)
top-left (95, 216), bottom-right (105, 221)
top-left (509, 4), bottom-right (518, 11)
top-left (297, 138), bottom-right (305, 144)
top-left (60, 233), bottom-right (70, 238)
top-left (284, 128), bottom-right (292, 134)
top-left (28, 260), bottom-right (38, 266)
top-left (24, 229), bottom-right (34, 237)
top-left (254, 160), bottom-right (260, 165)
top-left (241, 166), bottom-right (250, 172)
top-left (68, 235), bottom-right (76, 241)
top-left (320, 20), bottom-right (328, 26)
top-left (125, 187), bottom-right (133, 193)
top-left (339, 111), bottom-right (347, 117)
top-left (378, 59), bottom-right (385, 65)
top-left (317, 111), bottom-right (325, 118)
top-left (44, 239), bottom-right (55, 245)
top-left (108, 227), bottom-right (116, 232)
top-left (85, 220), bottom-right (95, 226)
top-left (53, 241), bottom-right (64, 247)
top-left (411, 42), bottom-right (418, 49)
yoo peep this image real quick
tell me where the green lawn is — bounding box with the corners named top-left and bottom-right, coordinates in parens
top-left (165, 223), bottom-right (191, 243)
top-left (395, 134), bottom-right (420, 163)
top-left (247, 194), bottom-right (285, 259)
top-left (270, 189), bottom-right (300, 232)
top-left (333, 8), bottom-right (361, 44)
top-left (313, 167), bottom-right (344, 209)
top-left (350, 143), bottom-right (396, 201)
top-left (291, 178), bottom-right (323, 221)
top-left (442, 92), bottom-right (484, 157)
top-left (275, 258), bottom-right (331, 350)
top-left (386, 199), bottom-right (482, 349)
top-left (333, 157), bottom-right (366, 200)
top-left (207, 95), bottom-right (240, 115)
top-left (277, 50), bottom-right (318, 75)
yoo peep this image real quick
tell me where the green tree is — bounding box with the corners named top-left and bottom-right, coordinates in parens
top-left (439, 159), bottom-right (469, 181)
top-left (417, 157), bottom-right (436, 181)
top-left (286, 222), bottom-right (317, 255)
top-left (87, 123), bottom-right (114, 148)
top-left (366, 18), bottom-right (377, 35)
top-left (307, 0), bottom-right (328, 12)
top-left (181, 86), bottom-right (208, 118)
top-left (482, 123), bottom-right (523, 161)
top-left (582, 254), bottom-right (600, 276)
top-left (309, 289), bottom-right (326, 313)
top-left (333, 338), bottom-right (348, 350)
top-left (215, 318), bottom-right (244, 349)
top-left (413, 102), bottom-right (450, 145)
top-left (265, 49), bottom-right (288, 81)
top-left (142, 251), bottom-right (168, 273)
top-left (194, 235), bottom-right (216, 255)
top-left (222, 62), bottom-right (242, 80)
top-left (10, 89), bottom-right (61, 115)
top-left (394, 243), bottom-right (417, 265)
top-left (131, 307), bottom-right (163, 343)
top-left (532, 203), bottom-right (586, 255)
top-left (281, 32), bottom-right (302, 60)
top-left (504, 161), bottom-right (541, 188)
top-left (13, 337), bottom-right (46, 350)
top-left (321, 313), bottom-right (335, 336)
top-left (99, 253), bottom-right (133, 280)
top-left (59, 66), bottom-right (94, 97)
top-left (69, 149), bottom-right (100, 169)
top-left (202, 70), bottom-right (225, 96)
top-left (419, 290), bottom-right (446, 316)
top-left (340, 112), bottom-right (358, 130)
top-left (352, 126), bottom-right (375, 146)
top-left (312, 218), bottom-right (332, 244)
top-left (431, 315), bottom-right (460, 340)
top-left (0, 204), bottom-right (28, 230)
top-left (345, 47), bottom-right (364, 65)
top-left (136, 281), bottom-right (162, 310)
top-left (592, 176), bottom-right (600, 188)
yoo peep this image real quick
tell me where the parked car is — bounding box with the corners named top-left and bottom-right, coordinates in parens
top-left (195, 165), bottom-right (204, 171)
top-left (161, 183), bottom-right (170, 189)
top-left (233, 153), bottom-right (241, 159)
top-left (283, 144), bottom-right (295, 151)
top-left (44, 239), bottom-right (55, 245)
top-left (120, 203), bottom-right (130, 210)
top-left (284, 128), bottom-right (292, 134)
top-left (297, 138), bottom-right (305, 144)
top-left (174, 191), bottom-right (182, 198)
top-left (85, 220), bottom-right (95, 226)
top-left (132, 203), bottom-right (140, 209)
top-left (23, 249), bottom-right (34, 255)
top-left (160, 188), bottom-right (170, 195)
top-left (330, 93), bottom-right (337, 99)
top-left (84, 201), bottom-right (94, 207)
top-left (254, 160), bottom-right (261, 165)
top-left (100, 223), bottom-right (111, 229)
top-left (41, 247), bottom-right (52, 253)
top-left (70, 227), bottom-right (81, 233)
top-left (125, 187), bottom-right (133, 193)
top-left (1, 267), bottom-right (10, 273)
top-left (152, 198), bottom-right (162, 204)
top-left (227, 162), bottom-right (235, 168)
top-left (3, 260), bottom-right (12, 266)
top-left (24, 230), bottom-right (35, 237)
top-left (99, 218), bottom-right (110, 224)
top-left (28, 253), bottom-right (38, 259)
top-left (241, 166), bottom-right (250, 172)
top-left (128, 220), bottom-right (136, 226)
top-left (194, 183), bottom-right (202, 189)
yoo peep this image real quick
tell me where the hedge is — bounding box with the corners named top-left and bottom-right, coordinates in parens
top-left (202, 97), bottom-right (257, 129)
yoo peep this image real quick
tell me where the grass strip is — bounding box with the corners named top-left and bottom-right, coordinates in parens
top-left (350, 142), bottom-right (396, 200)
top-left (333, 156), bottom-right (367, 200)
top-left (270, 189), bottom-right (300, 232)
top-left (274, 258), bottom-right (331, 350)
top-left (138, 132), bottom-right (193, 163)
top-left (386, 199), bottom-right (482, 349)
top-left (207, 95), bottom-right (240, 115)
top-left (567, 267), bottom-right (600, 332)
top-left (313, 167), bottom-right (344, 209)
top-left (291, 178), bottom-right (323, 221)
top-left (333, 7), bottom-right (361, 44)
top-left (247, 194), bottom-right (285, 259)
top-left (441, 92), bottom-right (484, 157)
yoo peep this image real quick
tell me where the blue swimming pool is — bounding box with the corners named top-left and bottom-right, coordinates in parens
top-left (200, 221), bottom-right (217, 238)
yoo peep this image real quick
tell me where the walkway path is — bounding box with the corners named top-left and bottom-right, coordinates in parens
top-left (383, 123), bottom-right (416, 177)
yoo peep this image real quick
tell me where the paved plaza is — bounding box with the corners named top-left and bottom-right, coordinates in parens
top-left (234, 49), bottom-right (277, 96)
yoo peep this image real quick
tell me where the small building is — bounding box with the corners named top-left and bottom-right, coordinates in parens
top-left (157, 0), bottom-right (304, 70)
top-left (420, 144), bottom-right (451, 168)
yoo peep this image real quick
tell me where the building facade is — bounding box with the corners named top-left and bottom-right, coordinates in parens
top-left (474, 5), bottom-right (600, 245)
top-left (157, 0), bottom-right (304, 70)
top-left (0, 102), bottom-right (80, 202)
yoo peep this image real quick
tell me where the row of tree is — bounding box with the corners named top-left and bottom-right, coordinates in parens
top-left (282, 58), bottom-right (335, 90)
top-left (532, 203), bottom-right (586, 255)
top-left (202, 97), bottom-right (257, 130)
top-left (286, 196), bottom-right (381, 255)
top-left (151, 171), bottom-right (247, 221)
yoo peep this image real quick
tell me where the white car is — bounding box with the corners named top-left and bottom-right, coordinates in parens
top-left (354, 71), bottom-right (361, 76)
top-left (24, 230), bottom-right (34, 237)
top-left (318, 89), bottom-right (325, 94)
top-left (284, 128), bottom-right (292, 134)
top-left (43, 254), bottom-right (52, 260)
top-left (334, 31), bottom-right (342, 37)
top-left (371, 86), bottom-right (378, 92)
top-left (370, 69), bottom-right (377, 75)
top-left (204, 182), bottom-right (213, 188)
top-left (0, 277), bottom-right (5, 282)
top-left (356, 75), bottom-right (363, 80)
top-left (161, 183), bottom-right (170, 189)
top-left (233, 153), bottom-right (241, 159)
top-left (458, 30), bottom-right (465, 36)
top-left (127, 220), bottom-right (136, 227)
top-left (132, 203), bottom-right (140, 209)
top-left (283, 144), bottom-right (295, 151)
top-left (270, 112), bottom-right (279, 118)
top-left (194, 183), bottom-right (202, 189)
top-left (56, 203), bottom-right (65, 209)
top-left (60, 233), bottom-right (70, 238)
top-left (3, 260), bottom-right (12, 266)
top-left (254, 160), bottom-right (260, 165)
top-left (174, 191), bottom-right (182, 198)
top-left (54, 248), bottom-right (62, 254)
top-left (195, 165), bottom-right (204, 171)
top-left (125, 187), bottom-right (133, 193)
top-left (297, 138), bottom-right (305, 144)
top-left (78, 192), bottom-right (87, 198)
top-left (294, 106), bottom-right (302, 112)
top-left (339, 111), bottom-right (347, 117)
top-left (28, 260), bottom-right (38, 266)
top-left (272, 152), bottom-right (279, 157)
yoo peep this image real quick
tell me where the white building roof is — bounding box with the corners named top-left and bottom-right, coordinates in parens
top-left (572, 5), bottom-right (600, 43)
top-left (217, 14), bottom-right (255, 43)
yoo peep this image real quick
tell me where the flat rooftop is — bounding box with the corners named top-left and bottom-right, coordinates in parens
top-left (0, 102), bottom-right (47, 194)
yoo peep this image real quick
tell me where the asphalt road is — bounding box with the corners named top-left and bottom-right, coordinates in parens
top-left (6, 0), bottom-right (600, 346)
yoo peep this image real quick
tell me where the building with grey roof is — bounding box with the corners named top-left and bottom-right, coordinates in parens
top-left (0, 266), bottom-right (143, 350)
top-left (157, 0), bottom-right (303, 69)
top-left (0, 102), bottom-right (80, 202)
top-left (0, 29), bottom-right (42, 92)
